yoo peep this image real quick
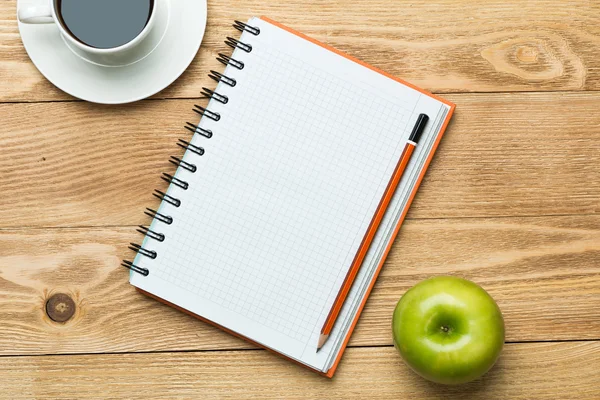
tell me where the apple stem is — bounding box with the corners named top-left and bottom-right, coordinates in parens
top-left (441, 325), bottom-right (450, 333)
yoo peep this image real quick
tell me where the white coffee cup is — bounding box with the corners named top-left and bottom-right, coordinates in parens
top-left (18, 0), bottom-right (158, 66)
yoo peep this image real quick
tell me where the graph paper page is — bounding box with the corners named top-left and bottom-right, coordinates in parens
top-left (131, 17), bottom-right (450, 370)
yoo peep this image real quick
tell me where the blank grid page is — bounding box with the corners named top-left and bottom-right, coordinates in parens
top-left (194, 48), bottom-right (411, 344)
top-left (131, 17), bottom-right (449, 369)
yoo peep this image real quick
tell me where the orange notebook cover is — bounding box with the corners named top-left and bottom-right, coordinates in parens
top-left (127, 16), bottom-right (455, 378)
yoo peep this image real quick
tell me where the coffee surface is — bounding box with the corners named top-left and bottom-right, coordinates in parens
top-left (57, 0), bottom-right (153, 49)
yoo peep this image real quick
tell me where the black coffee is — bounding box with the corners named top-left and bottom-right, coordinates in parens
top-left (56, 0), bottom-right (154, 49)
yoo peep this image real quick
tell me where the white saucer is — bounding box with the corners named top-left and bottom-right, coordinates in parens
top-left (17, 0), bottom-right (207, 104)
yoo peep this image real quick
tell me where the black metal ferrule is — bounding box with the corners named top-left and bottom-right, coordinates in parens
top-left (408, 114), bottom-right (429, 144)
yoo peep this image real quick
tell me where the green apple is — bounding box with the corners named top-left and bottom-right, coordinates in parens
top-left (392, 276), bottom-right (504, 385)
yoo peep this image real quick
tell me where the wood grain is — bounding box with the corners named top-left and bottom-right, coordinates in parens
top-left (355, 214), bottom-right (600, 346)
top-left (0, 92), bottom-right (599, 229)
top-left (4, 0), bottom-right (600, 395)
top-left (1, 215), bottom-right (598, 356)
top-left (3, 1), bottom-right (600, 101)
top-left (0, 343), bottom-right (598, 399)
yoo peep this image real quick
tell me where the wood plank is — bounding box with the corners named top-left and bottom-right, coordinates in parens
top-left (353, 214), bottom-right (600, 346)
top-left (0, 92), bottom-right (598, 229)
top-left (1, 215), bottom-right (598, 356)
top-left (0, 99), bottom-right (188, 229)
top-left (2, 1), bottom-right (600, 101)
top-left (0, 343), bottom-right (598, 399)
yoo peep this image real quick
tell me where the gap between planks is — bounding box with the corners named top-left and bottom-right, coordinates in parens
top-left (0, 88), bottom-right (599, 106)
top-left (0, 212), bottom-right (599, 232)
top-left (2, 339), bottom-right (599, 359)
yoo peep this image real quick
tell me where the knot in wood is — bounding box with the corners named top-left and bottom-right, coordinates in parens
top-left (515, 45), bottom-right (539, 64)
top-left (46, 293), bottom-right (76, 323)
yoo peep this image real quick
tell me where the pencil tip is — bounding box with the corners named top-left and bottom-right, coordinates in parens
top-left (317, 334), bottom-right (329, 351)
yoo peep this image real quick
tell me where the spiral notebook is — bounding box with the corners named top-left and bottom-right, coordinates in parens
top-left (125, 17), bottom-right (455, 377)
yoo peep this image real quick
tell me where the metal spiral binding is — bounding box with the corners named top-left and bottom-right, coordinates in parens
top-left (122, 19), bottom-right (261, 276)
top-left (209, 70), bottom-right (236, 87)
top-left (225, 37), bottom-right (252, 53)
top-left (193, 105), bottom-right (221, 121)
top-left (136, 225), bottom-right (165, 242)
top-left (128, 243), bottom-right (157, 259)
top-left (121, 260), bottom-right (149, 276)
top-left (201, 87), bottom-right (228, 104)
top-left (185, 122), bottom-right (212, 138)
top-left (144, 208), bottom-right (173, 224)
top-left (170, 156), bottom-right (197, 173)
top-left (217, 53), bottom-right (244, 70)
top-left (233, 20), bottom-right (260, 36)
top-left (177, 139), bottom-right (204, 156)
top-left (161, 173), bottom-right (189, 190)
top-left (153, 189), bottom-right (182, 207)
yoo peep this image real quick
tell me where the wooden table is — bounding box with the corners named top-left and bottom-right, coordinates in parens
top-left (1, 0), bottom-right (599, 398)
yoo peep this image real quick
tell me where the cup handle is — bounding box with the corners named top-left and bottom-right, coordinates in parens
top-left (18, 4), bottom-right (54, 24)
